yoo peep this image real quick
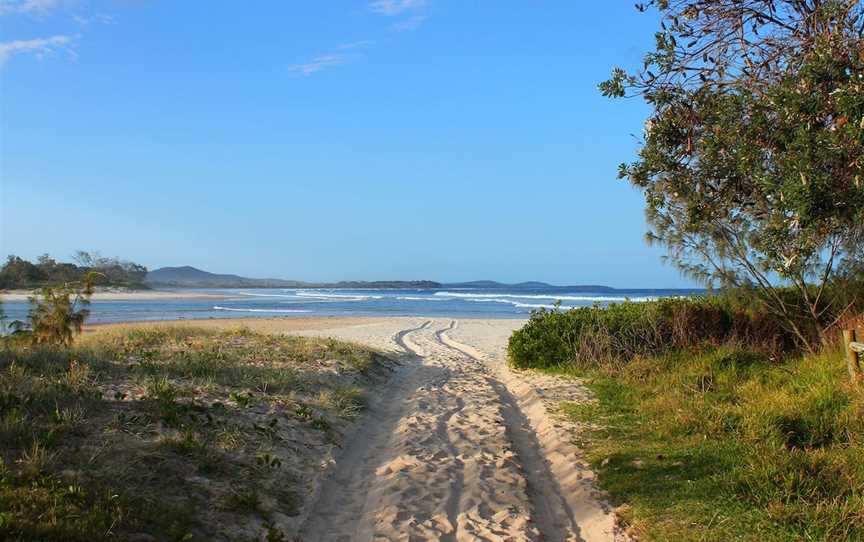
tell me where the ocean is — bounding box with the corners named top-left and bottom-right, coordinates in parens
top-left (1, 286), bottom-right (704, 325)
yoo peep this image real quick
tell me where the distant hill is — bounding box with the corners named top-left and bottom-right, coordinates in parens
top-left (444, 280), bottom-right (615, 292)
top-left (146, 266), bottom-right (620, 291)
top-left (145, 266), bottom-right (304, 288)
top-left (443, 280), bottom-right (509, 288)
top-left (323, 280), bottom-right (443, 289)
top-left (146, 266), bottom-right (442, 289)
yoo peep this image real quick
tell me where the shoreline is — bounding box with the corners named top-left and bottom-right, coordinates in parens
top-left (84, 315), bottom-right (527, 336)
top-left (1, 289), bottom-right (236, 302)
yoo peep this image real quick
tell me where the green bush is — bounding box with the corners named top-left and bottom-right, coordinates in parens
top-left (508, 295), bottom-right (804, 371)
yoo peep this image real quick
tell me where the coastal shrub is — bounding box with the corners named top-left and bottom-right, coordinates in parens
top-left (507, 280), bottom-right (864, 372)
top-left (511, 283), bottom-right (864, 539)
top-left (17, 272), bottom-right (101, 347)
top-left (508, 295), bottom-right (803, 371)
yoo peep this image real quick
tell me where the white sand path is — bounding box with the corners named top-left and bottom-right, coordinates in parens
top-left (295, 318), bottom-right (628, 542)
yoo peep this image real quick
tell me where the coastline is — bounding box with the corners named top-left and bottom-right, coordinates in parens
top-left (83, 315), bottom-right (400, 334)
top-left (84, 315), bottom-right (528, 338)
top-left (1, 289), bottom-right (235, 302)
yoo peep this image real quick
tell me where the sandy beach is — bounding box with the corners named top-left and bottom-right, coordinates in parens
top-left (101, 316), bottom-right (627, 541)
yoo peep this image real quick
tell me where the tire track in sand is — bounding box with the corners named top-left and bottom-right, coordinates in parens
top-left (433, 320), bottom-right (580, 542)
top-left (297, 320), bottom-right (431, 541)
top-left (299, 319), bottom-right (623, 541)
top-left (438, 321), bottom-right (629, 542)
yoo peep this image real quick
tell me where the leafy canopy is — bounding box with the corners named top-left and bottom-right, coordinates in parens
top-left (602, 0), bottom-right (864, 349)
top-left (0, 251), bottom-right (147, 290)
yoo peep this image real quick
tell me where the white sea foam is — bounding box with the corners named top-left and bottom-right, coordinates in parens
top-left (432, 291), bottom-right (658, 303)
top-left (235, 292), bottom-right (298, 298)
top-left (279, 299), bottom-right (343, 304)
top-left (458, 297), bottom-right (576, 310)
top-left (213, 306), bottom-right (310, 313)
top-left (462, 298), bottom-right (515, 305)
top-left (513, 302), bottom-right (577, 310)
top-left (396, 296), bottom-right (451, 301)
top-left (295, 290), bottom-right (383, 300)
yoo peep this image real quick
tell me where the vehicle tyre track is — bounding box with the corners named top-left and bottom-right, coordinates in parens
top-left (299, 319), bottom-right (622, 541)
top-left (297, 321), bottom-right (430, 541)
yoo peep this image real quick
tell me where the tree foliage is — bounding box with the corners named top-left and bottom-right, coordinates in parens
top-left (27, 272), bottom-right (99, 346)
top-left (0, 252), bottom-right (147, 290)
top-left (602, 0), bottom-right (864, 350)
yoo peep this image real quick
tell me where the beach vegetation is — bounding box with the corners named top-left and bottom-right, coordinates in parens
top-left (601, 0), bottom-right (864, 352)
top-left (509, 295), bottom-right (864, 540)
top-left (578, 4), bottom-right (864, 533)
top-left (558, 346), bottom-right (864, 541)
top-left (0, 252), bottom-right (148, 290)
top-left (509, 289), bottom-right (862, 372)
top-left (0, 324), bottom-right (391, 540)
top-left (23, 272), bottom-right (98, 347)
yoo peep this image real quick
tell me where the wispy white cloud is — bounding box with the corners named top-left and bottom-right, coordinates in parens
top-left (0, 34), bottom-right (73, 66)
top-left (288, 41), bottom-right (372, 77)
top-left (369, 0), bottom-right (425, 16)
top-left (1, 0), bottom-right (114, 69)
top-left (288, 54), bottom-right (346, 76)
top-left (0, 0), bottom-right (67, 15)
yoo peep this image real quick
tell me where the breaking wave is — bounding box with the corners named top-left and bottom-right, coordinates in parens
top-left (295, 291), bottom-right (382, 300)
top-left (458, 298), bottom-right (577, 310)
top-left (235, 292), bottom-right (297, 298)
top-left (213, 306), bottom-right (310, 313)
top-left (433, 292), bottom-right (657, 303)
top-left (512, 302), bottom-right (577, 310)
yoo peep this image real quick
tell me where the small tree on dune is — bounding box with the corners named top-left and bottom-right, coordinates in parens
top-left (601, 0), bottom-right (864, 351)
top-left (28, 272), bottom-right (100, 346)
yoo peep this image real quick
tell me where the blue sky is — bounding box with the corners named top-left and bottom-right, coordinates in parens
top-left (0, 1), bottom-right (692, 288)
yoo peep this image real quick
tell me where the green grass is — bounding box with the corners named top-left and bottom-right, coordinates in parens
top-left (0, 325), bottom-right (388, 541)
top-left (556, 346), bottom-right (864, 541)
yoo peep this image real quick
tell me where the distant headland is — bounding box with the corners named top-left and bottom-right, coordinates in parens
top-left (145, 266), bottom-right (618, 292)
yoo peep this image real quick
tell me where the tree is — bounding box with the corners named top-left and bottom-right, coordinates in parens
top-left (0, 252), bottom-right (148, 289)
top-left (71, 250), bottom-right (96, 269)
top-left (72, 250), bottom-right (148, 287)
top-left (0, 255), bottom-right (46, 289)
top-left (602, 0), bottom-right (864, 351)
top-left (27, 272), bottom-right (99, 346)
